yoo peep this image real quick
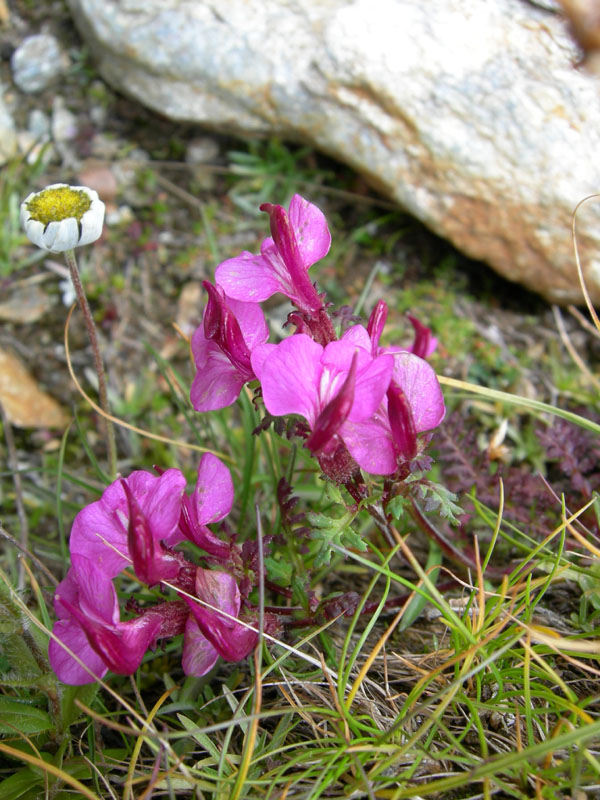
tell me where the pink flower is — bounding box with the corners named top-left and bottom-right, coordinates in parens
top-left (251, 334), bottom-right (394, 477)
top-left (48, 454), bottom-right (262, 684)
top-left (175, 453), bottom-right (234, 559)
top-left (68, 468), bottom-right (187, 579)
top-left (340, 322), bottom-right (445, 472)
top-left (49, 556), bottom-right (162, 685)
top-left (215, 194), bottom-right (330, 315)
top-left (122, 480), bottom-right (181, 586)
top-left (182, 568), bottom-right (258, 676)
top-left (190, 282), bottom-right (269, 412)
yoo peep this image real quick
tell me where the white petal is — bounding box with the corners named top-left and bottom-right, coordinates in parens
top-left (43, 218), bottom-right (80, 252)
top-left (20, 192), bottom-right (35, 229)
top-left (24, 218), bottom-right (47, 250)
top-left (79, 199), bottom-right (105, 246)
top-left (20, 206), bottom-right (31, 230)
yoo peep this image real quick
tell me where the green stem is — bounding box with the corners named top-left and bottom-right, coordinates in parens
top-left (64, 248), bottom-right (117, 478)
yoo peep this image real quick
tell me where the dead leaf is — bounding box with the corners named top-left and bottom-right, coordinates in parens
top-left (0, 348), bottom-right (69, 428)
top-left (0, 286), bottom-right (55, 324)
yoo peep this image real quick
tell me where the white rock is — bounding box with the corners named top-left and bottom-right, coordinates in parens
top-left (11, 34), bottom-right (70, 93)
top-left (67, 0), bottom-right (600, 303)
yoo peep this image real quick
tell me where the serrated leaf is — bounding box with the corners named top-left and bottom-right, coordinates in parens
top-left (264, 556), bottom-right (293, 585)
top-left (387, 495), bottom-right (408, 520)
top-left (307, 510), bottom-right (366, 568)
top-left (0, 697), bottom-right (53, 735)
top-left (416, 481), bottom-right (463, 524)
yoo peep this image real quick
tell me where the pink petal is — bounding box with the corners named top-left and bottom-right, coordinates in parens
top-left (342, 417), bottom-right (397, 475)
top-left (190, 343), bottom-right (246, 411)
top-left (126, 469), bottom-right (186, 543)
top-left (193, 453), bottom-right (234, 525)
top-left (181, 616), bottom-right (219, 676)
top-left (52, 569), bottom-right (80, 621)
top-left (252, 335), bottom-right (323, 424)
top-left (349, 354), bottom-right (394, 421)
top-left (195, 569), bottom-right (241, 618)
top-left (215, 249), bottom-right (283, 302)
top-left (227, 297), bottom-right (269, 349)
top-left (69, 470), bottom-right (185, 579)
top-left (49, 618), bottom-right (109, 685)
top-left (106, 614), bottom-right (162, 674)
top-left (182, 569), bottom-right (258, 662)
top-left (184, 524), bottom-right (230, 558)
top-left (320, 341), bottom-right (393, 422)
top-left (69, 494), bottom-right (129, 579)
top-left (287, 194), bottom-right (331, 267)
top-left (215, 194), bottom-right (330, 307)
top-left (341, 324), bottom-right (373, 352)
top-left (392, 353), bottom-right (446, 432)
top-left (68, 555), bottom-right (120, 624)
top-left (248, 341), bottom-right (276, 377)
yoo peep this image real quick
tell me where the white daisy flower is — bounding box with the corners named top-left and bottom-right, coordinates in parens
top-left (21, 183), bottom-right (105, 252)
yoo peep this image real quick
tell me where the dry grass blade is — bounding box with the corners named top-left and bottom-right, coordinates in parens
top-left (571, 193), bottom-right (600, 333)
top-left (64, 303), bottom-right (232, 461)
top-left (0, 741), bottom-right (102, 800)
top-left (552, 304), bottom-right (600, 390)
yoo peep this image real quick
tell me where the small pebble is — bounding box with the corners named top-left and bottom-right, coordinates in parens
top-left (11, 34), bottom-right (69, 93)
top-left (186, 136), bottom-right (219, 164)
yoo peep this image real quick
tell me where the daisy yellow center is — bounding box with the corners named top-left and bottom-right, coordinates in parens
top-left (26, 187), bottom-right (91, 225)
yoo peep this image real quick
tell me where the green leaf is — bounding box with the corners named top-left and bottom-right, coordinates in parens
top-left (0, 633), bottom-right (44, 686)
top-left (58, 682), bottom-right (99, 732)
top-left (264, 555), bottom-right (293, 585)
top-left (399, 540), bottom-right (442, 631)
top-left (414, 480), bottom-right (463, 524)
top-left (307, 509), bottom-right (366, 568)
top-left (0, 697), bottom-right (53, 735)
top-left (0, 769), bottom-right (43, 800)
top-left (177, 715), bottom-right (228, 768)
top-left (387, 495), bottom-right (409, 521)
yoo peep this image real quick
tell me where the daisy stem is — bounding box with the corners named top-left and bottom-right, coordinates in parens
top-left (64, 248), bottom-right (117, 478)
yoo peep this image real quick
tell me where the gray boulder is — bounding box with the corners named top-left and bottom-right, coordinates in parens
top-left (67, 0), bottom-right (600, 304)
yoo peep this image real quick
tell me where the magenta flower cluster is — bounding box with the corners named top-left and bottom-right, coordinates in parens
top-left (49, 455), bottom-right (258, 684)
top-left (50, 194), bottom-right (445, 685)
top-left (191, 194), bottom-right (445, 482)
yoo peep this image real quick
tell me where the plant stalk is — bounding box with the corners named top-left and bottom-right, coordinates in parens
top-left (64, 248), bottom-right (117, 478)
